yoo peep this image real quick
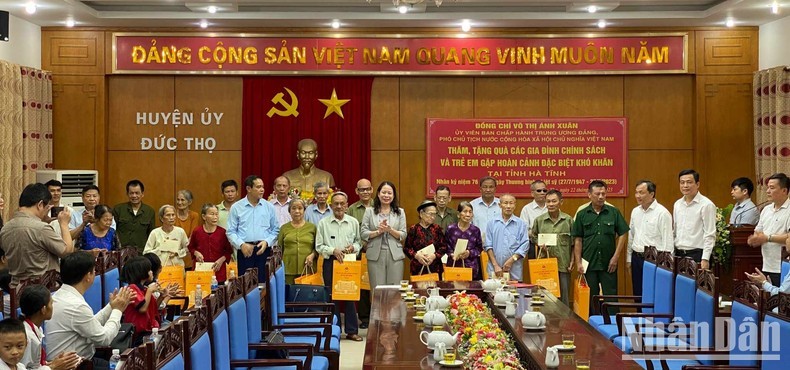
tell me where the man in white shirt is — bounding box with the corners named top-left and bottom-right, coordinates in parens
top-left (471, 176), bottom-right (500, 241)
top-left (46, 252), bottom-right (133, 370)
top-left (69, 185), bottom-right (116, 239)
top-left (627, 180), bottom-right (673, 297)
top-left (315, 192), bottom-right (362, 341)
top-left (673, 169), bottom-right (717, 270)
top-left (520, 180), bottom-right (548, 259)
top-left (270, 176), bottom-right (293, 227)
top-left (747, 173), bottom-right (790, 285)
top-left (730, 177), bottom-right (760, 226)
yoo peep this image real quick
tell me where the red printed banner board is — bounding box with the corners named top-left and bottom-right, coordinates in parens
top-left (426, 118), bottom-right (628, 198)
top-left (113, 33), bottom-right (687, 75)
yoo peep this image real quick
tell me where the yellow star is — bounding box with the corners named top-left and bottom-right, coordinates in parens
top-left (318, 88), bottom-right (350, 119)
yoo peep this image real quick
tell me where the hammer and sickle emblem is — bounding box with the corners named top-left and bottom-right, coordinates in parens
top-left (266, 87), bottom-right (299, 118)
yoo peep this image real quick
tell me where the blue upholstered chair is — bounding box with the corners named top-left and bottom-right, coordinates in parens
top-left (118, 341), bottom-right (155, 370)
top-left (100, 252), bottom-right (121, 308)
top-left (267, 262), bottom-right (340, 337)
top-left (590, 247), bottom-right (659, 338)
top-left (85, 256), bottom-right (104, 313)
top-left (265, 264), bottom-right (341, 369)
top-left (781, 261), bottom-right (790, 285)
top-left (182, 285), bottom-right (317, 370)
top-left (611, 253), bottom-right (693, 354)
top-left (152, 320), bottom-right (185, 370)
top-left (227, 272), bottom-right (330, 370)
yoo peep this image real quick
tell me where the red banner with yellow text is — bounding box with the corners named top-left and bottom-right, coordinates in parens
top-left (426, 118), bottom-right (628, 198)
top-left (113, 33), bottom-right (687, 75)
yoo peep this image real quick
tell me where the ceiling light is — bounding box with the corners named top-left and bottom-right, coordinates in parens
top-left (65, 19), bottom-right (75, 27)
top-left (597, 20), bottom-right (606, 28)
top-left (25, 2), bottom-right (36, 14)
top-left (461, 20), bottom-right (471, 32)
top-left (588, 5), bottom-right (598, 13)
top-left (435, 0), bottom-right (442, 5)
top-left (207, 5), bottom-right (217, 13)
top-left (772, 1), bottom-right (780, 14)
top-left (200, 20), bottom-right (208, 28)
top-left (331, 20), bottom-right (340, 29)
top-left (398, 5), bottom-right (408, 13)
top-left (725, 18), bottom-right (735, 27)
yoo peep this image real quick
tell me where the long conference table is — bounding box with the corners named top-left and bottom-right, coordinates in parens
top-left (362, 281), bottom-right (643, 369)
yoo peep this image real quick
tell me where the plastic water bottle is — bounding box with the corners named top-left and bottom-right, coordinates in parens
top-left (211, 275), bottom-right (219, 291)
top-left (148, 327), bottom-right (162, 350)
top-left (194, 284), bottom-right (203, 308)
top-left (109, 349), bottom-right (121, 370)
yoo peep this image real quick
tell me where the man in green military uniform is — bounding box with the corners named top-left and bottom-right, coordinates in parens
top-left (113, 179), bottom-right (155, 253)
top-left (529, 189), bottom-right (574, 307)
top-left (572, 180), bottom-right (629, 316)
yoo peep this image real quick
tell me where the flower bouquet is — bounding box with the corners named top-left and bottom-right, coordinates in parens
top-left (446, 291), bottom-right (525, 369)
top-left (712, 204), bottom-right (734, 270)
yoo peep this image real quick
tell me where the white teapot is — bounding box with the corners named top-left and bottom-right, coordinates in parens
top-left (521, 311), bottom-right (546, 328)
top-left (420, 329), bottom-right (460, 349)
top-left (422, 308), bottom-right (447, 326)
top-left (545, 346), bottom-right (559, 368)
top-left (482, 278), bottom-right (503, 291)
top-left (494, 288), bottom-right (515, 306)
top-left (425, 293), bottom-right (449, 310)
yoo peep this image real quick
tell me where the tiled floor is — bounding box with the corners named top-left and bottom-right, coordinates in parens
top-left (339, 328), bottom-right (367, 370)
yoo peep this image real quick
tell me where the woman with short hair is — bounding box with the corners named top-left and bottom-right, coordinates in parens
top-left (143, 205), bottom-right (189, 266)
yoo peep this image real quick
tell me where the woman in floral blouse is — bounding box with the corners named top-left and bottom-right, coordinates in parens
top-left (404, 200), bottom-right (448, 279)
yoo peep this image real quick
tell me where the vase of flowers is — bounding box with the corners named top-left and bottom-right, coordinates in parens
top-left (712, 204), bottom-right (734, 270)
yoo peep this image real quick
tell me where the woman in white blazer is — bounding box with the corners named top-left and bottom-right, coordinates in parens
top-left (361, 181), bottom-right (407, 293)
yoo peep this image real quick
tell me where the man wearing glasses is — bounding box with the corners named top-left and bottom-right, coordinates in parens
top-left (348, 178), bottom-right (374, 329)
top-left (521, 180), bottom-right (548, 259)
top-left (434, 185), bottom-right (458, 231)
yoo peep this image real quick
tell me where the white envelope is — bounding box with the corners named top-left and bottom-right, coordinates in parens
top-left (194, 262), bottom-right (214, 272)
top-left (418, 243), bottom-right (435, 256)
top-left (343, 253), bottom-right (357, 262)
top-left (452, 239), bottom-right (469, 258)
top-left (581, 258), bottom-right (589, 273)
top-left (537, 233), bottom-right (558, 246)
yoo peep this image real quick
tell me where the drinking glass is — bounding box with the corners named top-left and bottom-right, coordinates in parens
top-left (576, 359), bottom-right (590, 370)
top-left (562, 333), bottom-right (575, 349)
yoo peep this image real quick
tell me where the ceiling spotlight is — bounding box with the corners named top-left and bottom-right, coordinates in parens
top-left (207, 6), bottom-right (217, 13)
top-left (65, 19), bottom-right (75, 27)
top-left (435, 0), bottom-right (443, 5)
top-left (25, 2), bottom-right (36, 14)
top-left (772, 1), bottom-right (780, 14)
top-left (725, 18), bottom-right (735, 27)
top-left (398, 5), bottom-right (408, 13)
top-left (588, 5), bottom-right (598, 13)
top-left (461, 20), bottom-right (471, 32)
top-left (200, 20), bottom-right (208, 28)
top-left (597, 19), bottom-right (606, 28)
top-left (331, 20), bottom-right (340, 29)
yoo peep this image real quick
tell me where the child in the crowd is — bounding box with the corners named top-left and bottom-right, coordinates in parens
top-left (0, 318), bottom-right (29, 370)
top-left (18, 285), bottom-right (81, 370)
top-left (143, 253), bottom-right (179, 320)
top-left (121, 256), bottom-right (160, 345)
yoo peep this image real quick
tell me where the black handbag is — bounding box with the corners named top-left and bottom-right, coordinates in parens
top-left (285, 284), bottom-right (328, 312)
top-left (257, 330), bottom-right (288, 359)
top-left (110, 323), bottom-right (135, 352)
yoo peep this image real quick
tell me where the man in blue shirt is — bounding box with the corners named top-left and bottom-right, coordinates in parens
top-left (227, 175), bottom-right (280, 283)
top-left (484, 194), bottom-right (530, 281)
top-left (472, 176), bottom-right (501, 242)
